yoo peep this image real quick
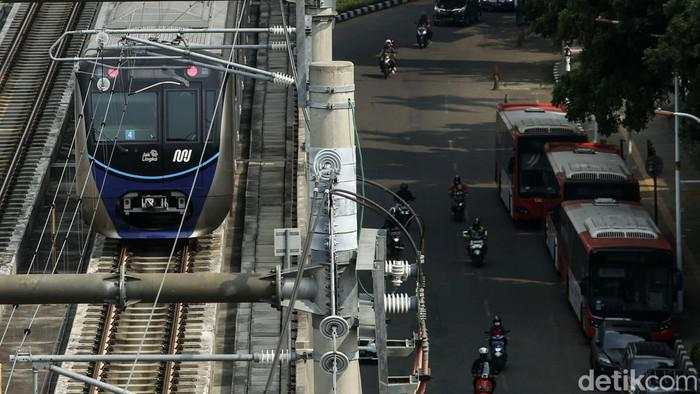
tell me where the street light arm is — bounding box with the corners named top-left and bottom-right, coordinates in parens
top-left (655, 109), bottom-right (700, 125)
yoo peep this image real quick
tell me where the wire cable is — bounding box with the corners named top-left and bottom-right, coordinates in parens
top-left (263, 189), bottom-right (323, 393)
top-left (123, 1), bottom-right (252, 385)
top-left (4, 51), bottom-right (131, 391)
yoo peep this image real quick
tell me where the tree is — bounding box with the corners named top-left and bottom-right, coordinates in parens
top-left (525, 0), bottom-right (682, 135)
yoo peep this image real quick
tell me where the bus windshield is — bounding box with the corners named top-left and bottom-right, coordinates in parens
top-left (589, 250), bottom-right (673, 321)
top-left (564, 182), bottom-right (640, 202)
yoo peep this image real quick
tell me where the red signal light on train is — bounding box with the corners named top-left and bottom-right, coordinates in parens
top-left (107, 68), bottom-right (119, 79)
top-left (186, 65), bottom-right (199, 78)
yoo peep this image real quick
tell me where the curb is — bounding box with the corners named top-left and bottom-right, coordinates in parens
top-left (335, 0), bottom-right (412, 22)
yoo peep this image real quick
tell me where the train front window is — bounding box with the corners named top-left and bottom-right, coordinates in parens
top-left (166, 90), bottom-right (199, 142)
top-left (205, 90), bottom-right (221, 143)
top-left (91, 92), bottom-right (158, 142)
top-left (590, 250), bottom-right (673, 319)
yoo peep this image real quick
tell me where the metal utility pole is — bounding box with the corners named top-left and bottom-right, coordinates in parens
top-left (0, 272), bottom-right (318, 305)
top-left (307, 60), bottom-right (359, 393)
top-left (674, 75), bottom-right (683, 312)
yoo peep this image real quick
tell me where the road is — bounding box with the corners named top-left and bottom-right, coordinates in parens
top-left (334, 3), bottom-right (590, 393)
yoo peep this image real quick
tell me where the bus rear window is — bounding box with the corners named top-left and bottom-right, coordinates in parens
top-left (91, 92), bottom-right (158, 142)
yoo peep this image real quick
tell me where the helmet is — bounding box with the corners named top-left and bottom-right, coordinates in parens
top-left (385, 39), bottom-right (392, 45)
top-left (493, 315), bottom-right (501, 326)
top-left (400, 183), bottom-right (409, 191)
top-left (473, 217), bottom-right (481, 227)
top-left (453, 175), bottom-right (461, 185)
top-left (478, 347), bottom-right (488, 355)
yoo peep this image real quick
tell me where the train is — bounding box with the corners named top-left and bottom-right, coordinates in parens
top-left (73, 2), bottom-right (235, 239)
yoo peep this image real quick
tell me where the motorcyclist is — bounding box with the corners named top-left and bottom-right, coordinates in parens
top-left (395, 183), bottom-right (415, 203)
top-left (489, 315), bottom-right (508, 338)
top-left (467, 217), bottom-right (486, 240)
top-left (471, 347), bottom-right (490, 376)
top-left (379, 39), bottom-right (398, 68)
top-left (388, 202), bottom-right (412, 227)
top-left (448, 175), bottom-right (469, 195)
top-left (417, 13), bottom-right (433, 41)
top-left (472, 347), bottom-right (496, 391)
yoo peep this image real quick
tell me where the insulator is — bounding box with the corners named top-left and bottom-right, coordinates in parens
top-left (269, 41), bottom-right (289, 51)
top-left (320, 351), bottom-right (349, 374)
top-left (384, 293), bottom-right (415, 314)
top-left (258, 349), bottom-right (290, 364)
top-left (272, 72), bottom-right (295, 86)
top-left (320, 315), bottom-right (349, 339)
top-left (269, 25), bottom-right (296, 35)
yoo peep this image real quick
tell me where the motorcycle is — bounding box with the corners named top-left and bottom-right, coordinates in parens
top-left (387, 227), bottom-right (404, 259)
top-left (451, 190), bottom-right (466, 221)
top-left (473, 362), bottom-right (495, 393)
top-left (380, 53), bottom-right (397, 78)
top-left (416, 25), bottom-right (430, 48)
top-left (463, 229), bottom-right (487, 267)
top-left (485, 325), bottom-right (509, 374)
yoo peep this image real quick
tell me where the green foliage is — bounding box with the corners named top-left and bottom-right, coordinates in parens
top-left (525, 0), bottom-right (700, 135)
top-left (336, 0), bottom-right (378, 13)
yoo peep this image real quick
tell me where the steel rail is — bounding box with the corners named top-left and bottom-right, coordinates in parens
top-left (0, 3), bottom-right (39, 90)
top-left (0, 2), bottom-right (82, 212)
top-left (88, 244), bottom-right (129, 394)
top-left (160, 243), bottom-right (192, 393)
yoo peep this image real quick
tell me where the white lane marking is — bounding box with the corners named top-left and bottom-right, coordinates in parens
top-left (501, 374), bottom-right (510, 392)
top-left (448, 139), bottom-right (454, 149)
top-left (452, 162), bottom-right (458, 172)
top-left (483, 299), bottom-right (491, 317)
top-left (516, 231), bottom-right (541, 236)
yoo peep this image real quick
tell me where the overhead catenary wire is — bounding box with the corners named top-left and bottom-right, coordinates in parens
top-left (263, 189), bottom-right (323, 393)
top-left (122, 0), bottom-right (253, 385)
top-left (4, 50), bottom-right (133, 391)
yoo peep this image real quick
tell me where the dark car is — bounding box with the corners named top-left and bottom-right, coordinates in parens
top-left (433, 0), bottom-right (480, 26)
top-left (590, 324), bottom-right (647, 374)
top-left (621, 342), bottom-right (688, 393)
top-left (479, 0), bottom-right (515, 12)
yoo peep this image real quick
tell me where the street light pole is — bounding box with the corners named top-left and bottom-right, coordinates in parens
top-left (674, 76), bottom-right (682, 313)
top-left (656, 103), bottom-right (700, 314)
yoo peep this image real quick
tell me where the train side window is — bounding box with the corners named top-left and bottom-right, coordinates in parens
top-left (166, 90), bottom-right (199, 142)
top-left (205, 90), bottom-right (221, 143)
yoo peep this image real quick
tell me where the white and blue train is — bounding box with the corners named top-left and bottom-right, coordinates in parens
top-left (74, 2), bottom-right (235, 239)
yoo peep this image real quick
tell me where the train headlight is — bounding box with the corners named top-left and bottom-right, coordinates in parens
top-left (186, 65), bottom-right (199, 78)
top-left (96, 77), bottom-right (110, 92)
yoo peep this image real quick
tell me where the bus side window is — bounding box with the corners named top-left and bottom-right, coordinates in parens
top-left (507, 156), bottom-right (515, 176)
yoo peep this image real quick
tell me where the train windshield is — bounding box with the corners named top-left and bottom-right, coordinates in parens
top-left (166, 90), bottom-right (198, 142)
top-left (91, 92), bottom-right (158, 142)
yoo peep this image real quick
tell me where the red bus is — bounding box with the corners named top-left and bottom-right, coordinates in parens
top-left (551, 199), bottom-right (675, 341)
top-left (494, 103), bottom-right (587, 221)
top-left (545, 142), bottom-right (640, 203)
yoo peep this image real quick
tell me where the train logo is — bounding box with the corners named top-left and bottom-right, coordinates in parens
top-left (141, 150), bottom-right (158, 163)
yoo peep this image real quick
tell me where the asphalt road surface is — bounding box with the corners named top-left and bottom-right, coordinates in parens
top-left (334, 3), bottom-right (591, 393)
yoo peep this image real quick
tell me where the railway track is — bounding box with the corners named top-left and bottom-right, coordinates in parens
top-left (0, 2), bottom-right (98, 262)
top-left (58, 234), bottom-right (222, 393)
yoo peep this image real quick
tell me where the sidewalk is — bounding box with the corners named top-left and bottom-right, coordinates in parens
top-left (605, 118), bottom-right (700, 347)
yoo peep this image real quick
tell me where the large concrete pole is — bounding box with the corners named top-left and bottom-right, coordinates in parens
top-left (307, 61), bottom-right (360, 393)
top-left (310, 8), bottom-right (334, 62)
